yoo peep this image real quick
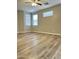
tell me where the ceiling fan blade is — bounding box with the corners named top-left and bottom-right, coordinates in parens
top-left (36, 3), bottom-right (42, 5)
top-left (44, 2), bottom-right (48, 5)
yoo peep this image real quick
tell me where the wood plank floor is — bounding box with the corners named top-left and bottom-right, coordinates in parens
top-left (17, 32), bottom-right (61, 59)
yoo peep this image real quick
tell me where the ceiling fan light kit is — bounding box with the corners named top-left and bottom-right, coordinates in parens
top-left (32, 3), bottom-right (37, 6)
top-left (25, 0), bottom-right (48, 6)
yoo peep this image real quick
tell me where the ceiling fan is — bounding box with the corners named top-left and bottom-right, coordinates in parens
top-left (25, 0), bottom-right (49, 6)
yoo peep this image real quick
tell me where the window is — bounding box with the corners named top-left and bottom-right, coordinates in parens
top-left (25, 14), bottom-right (31, 26)
top-left (43, 11), bottom-right (53, 17)
top-left (32, 14), bottom-right (38, 26)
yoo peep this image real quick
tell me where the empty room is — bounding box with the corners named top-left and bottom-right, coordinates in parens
top-left (17, 0), bottom-right (61, 59)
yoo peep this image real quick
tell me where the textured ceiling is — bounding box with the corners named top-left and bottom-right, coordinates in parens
top-left (17, 0), bottom-right (61, 13)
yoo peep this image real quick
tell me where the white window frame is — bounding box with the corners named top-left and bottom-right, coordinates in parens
top-left (32, 14), bottom-right (38, 26)
top-left (43, 11), bottom-right (53, 17)
top-left (25, 14), bottom-right (31, 26)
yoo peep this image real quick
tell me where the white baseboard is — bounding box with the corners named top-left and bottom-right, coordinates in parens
top-left (17, 31), bottom-right (61, 36)
top-left (32, 31), bottom-right (61, 36)
top-left (17, 31), bottom-right (31, 34)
